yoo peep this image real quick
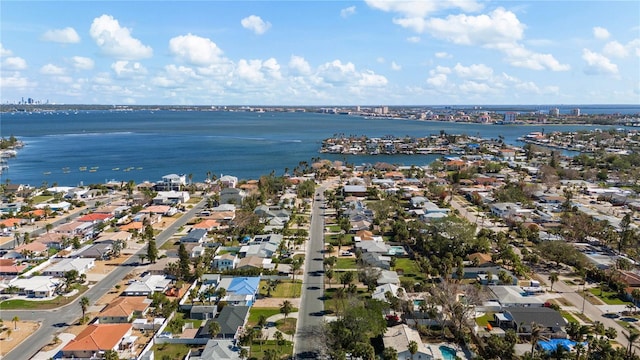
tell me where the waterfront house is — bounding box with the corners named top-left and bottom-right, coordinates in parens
top-left (156, 174), bottom-right (187, 191)
top-left (98, 296), bottom-right (151, 323)
top-left (219, 175), bottom-right (239, 188)
top-left (219, 188), bottom-right (247, 205)
top-left (153, 190), bottom-right (190, 205)
top-left (383, 324), bottom-right (433, 360)
top-left (62, 323), bottom-right (134, 359)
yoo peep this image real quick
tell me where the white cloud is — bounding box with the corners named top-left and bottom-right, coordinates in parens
top-left (42, 27), bottom-right (80, 43)
top-left (3, 57), bottom-right (27, 70)
top-left (498, 44), bottom-right (570, 71)
top-left (358, 71), bottom-right (388, 87)
top-left (288, 55), bottom-right (312, 76)
top-left (236, 58), bottom-right (282, 83)
top-left (365, 0), bottom-right (483, 19)
top-left (0, 43), bottom-right (13, 57)
top-left (423, 8), bottom-right (524, 45)
top-left (111, 60), bottom-right (147, 78)
top-left (391, 61), bottom-right (402, 71)
top-left (406, 36), bottom-right (421, 43)
top-left (71, 56), bottom-right (94, 70)
top-left (317, 60), bottom-right (357, 84)
top-left (459, 80), bottom-right (493, 94)
top-left (40, 63), bottom-right (65, 75)
top-left (90, 14), bottom-right (153, 60)
top-left (241, 15), bottom-right (271, 35)
top-left (427, 73), bottom-right (448, 87)
top-left (341, 6), bottom-right (356, 18)
top-left (593, 26), bottom-right (610, 40)
top-left (453, 63), bottom-right (493, 80)
top-left (435, 51), bottom-right (452, 58)
top-left (603, 38), bottom-right (640, 58)
top-left (582, 49), bottom-right (618, 75)
top-left (0, 72), bottom-right (36, 89)
top-left (169, 34), bottom-right (224, 66)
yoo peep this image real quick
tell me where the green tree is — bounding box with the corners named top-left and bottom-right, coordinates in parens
top-left (549, 272), bottom-right (559, 292)
top-left (178, 243), bottom-right (190, 280)
top-left (80, 296), bottom-right (90, 323)
top-left (208, 321), bottom-right (221, 338)
top-left (382, 347), bottom-right (398, 360)
top-left (408, 340), bottom-right (418, 360)
top-left (104, 349), bottom-right (119, 360)
top-left (280, 300), bottom-right (293, 322)
top-left (12, 315), bottom-right (19, 330)
top-left (147, 239), bottom-right (158, 264)
top-left (340, 271), bottom-right (354, 288)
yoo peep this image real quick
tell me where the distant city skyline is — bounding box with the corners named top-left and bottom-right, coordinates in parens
top-left (1, 1), bottom-right (639, 105)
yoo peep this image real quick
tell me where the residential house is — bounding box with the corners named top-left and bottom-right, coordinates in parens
top-left (77, 212), bottom-right (114, 225)
top-left (218, 276), bottom-right (260, 306)
top-left (76, 241), bottom-right (114, 259)
top-left (355, 240), bottom-right (390, 254)
top-left (202, 306), bottom-right (250, 339)
top-left (488, 286), bottom-right (545, 308)
top-left (239, 242), bottom-right (278, 259)
top-left (467, 253), bottom-right (493, 266)
top-left (96, 231), bottom-right (132, 243)
top-left (122, 275), bottom-right (172, 296)
top-left (153, 191), bottom-right (190, 205)
top-left (253, 205), bottom-right (291, 226)
top-left (377, 270), bottom-right (401, 286)
top-left (361, 252), bottom-right (391, 270)
top-left (43, 258), bottom-right (95, 277)
top-left (181, 229), bottom-right (208, 244)
top-left (6, 276), bottom-right (60, 298)
top-left (191, 245), bottom-right (206, 259)
top-left (188, 339), bottom-right (241, 360)
top-left (219, 188), bottom-right (246, 205)
top-left (156, 174), bottom-right (187, 191)
top-left (12, 241), bottom-right (48, 259)
top-left (62, 323), bottom-right (134, 359)
top-left (372, 283), bottom-right (405, 302)
top-left (451, 266), bottom-right (516, 284)
top-left (236, 256), bottom-right (271, 272)
top-left (98, 296), bottom-right (151, 323)
top-left (190, 305), bottom-right (218, 320)
top-left (343, 185), bottom-right (368, 197)
top-left (219, 175), bottom-right (239, 188)
top-left (54, 221), bottom-right (94, 241)
top-left (494, 307), bottom-right (566, 338)
top-left (383, 324), bottom-right (433, 360)
top-left (193, 219), bottom-right (221, 231)
top-left (0, 259), bottom-right (28, 278)
top-left (213, 253), bottom-right (238, 271)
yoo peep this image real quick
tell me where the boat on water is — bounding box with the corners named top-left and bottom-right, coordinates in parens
top-left (136, 167), bottom-right (143, 170)
top-left (79, 166), bottom-right (87, 171)
top-left (112, 167), bottom-right (120, 171)
top-left (43, 171), bottom-right (51, 175)
top-left (89, 169), bottom-right (97, 172)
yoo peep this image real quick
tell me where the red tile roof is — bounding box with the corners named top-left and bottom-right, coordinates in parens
top-left (77, 213), bottom-right (112, 222)
top-left (63, 324), bottom-right (132, 352)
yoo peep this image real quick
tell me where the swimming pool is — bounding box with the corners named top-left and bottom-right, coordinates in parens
top-left (439, 345), bottom-right (457, 360)
top-left (388, 245), bottom-right (407, 256)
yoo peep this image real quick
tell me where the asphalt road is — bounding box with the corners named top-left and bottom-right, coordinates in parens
top-left (1, 199), bottom-right (206, 360)
top-left (294, 187), bottom-right (327, 359)
top-left (538, 273), bottom-right (638, 352)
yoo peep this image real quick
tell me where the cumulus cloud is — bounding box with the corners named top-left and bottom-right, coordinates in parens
top-left (42, 27), bottom-right (81, 43)
top-left (358, 71), bottom-right (388, 87)
top-left (111, 60), bottom-right (147, 78)
top-left (241, 15), bottom-right (271, 35)
top-left (391, 61), bottom-right (402, 71)
top-left (236, 58), bottom-right (282, 83)
top-left (288, 55), bottom-right (312, 76)
top-left (317, 60), bottom-right (357, 84)
top-left (3, 57), bottom-right (27, 70)
top-left (406, 36), bottom-right (421, 43)
top-left (453, 63), bottom-right (493, 80)
top-left (71, 56), bottom-right (94, 70)
top-left (603, 38), bottom-right (640, 58)
top-left (0, 43), bottom-right (13, 57)
top-left (427, 73), bottom-right (448, 87)
top-left (593, 26), bottom-right (610, 40)
top-left (169, 34), bottom-right (224, 66)
top-left (341, 6), bottom-right (356, 18)
top-left (0, 72), bottom-right (36, 89)
top-left (435, 51), bottom-right (452, 58)
top-left (582, 49), bottom-right (618, 75)
top-left (365, 0), bottom-right (483, 19)
top-left (40, 63), bottom-right (65, 75)
top-left (90, 14), bottom-right (153, 60)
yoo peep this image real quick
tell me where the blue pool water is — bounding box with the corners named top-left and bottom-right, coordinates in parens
top-left (389, 245), bottom-right (407, 256)
top-left (413, 299), bottom-right (424, 306)
top-left (439, 345), bottom-right (457, 360)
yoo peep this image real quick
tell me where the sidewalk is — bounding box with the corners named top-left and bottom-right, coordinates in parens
top-left (30, 332), bottom-right (75, 360)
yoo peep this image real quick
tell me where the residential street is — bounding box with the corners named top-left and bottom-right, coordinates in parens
top-left (294, 186), bottom-right (327, 359)
top-left (2, 199), bottom-right (206, 360)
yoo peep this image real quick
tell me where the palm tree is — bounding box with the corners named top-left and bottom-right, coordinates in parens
top-left (625, 331), bottom-right (640, 356)
top-left (80, 296), bottom-right (90, 323)
top-left (280, 300), bottom-right (293, 323)
top-left (632, 288), bottom-right (640, 313)
top-left (12, 316), bottom-right (19, 330)
top-left (208, 321), bottom-right (221, 338)
top-left (274, 330), bottom-right (284, 352)
top-left (549, 272), bottom-right (559, 292)
top-left (408, 340), bottom-right (418, 360)
top-left (239, 347), bottom-right (249, 360)
top-left (530, 322), bottom-right (544, 357)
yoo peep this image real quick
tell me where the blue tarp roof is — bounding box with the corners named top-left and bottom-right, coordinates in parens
top-left (537, 339), bottom-right (580, 352)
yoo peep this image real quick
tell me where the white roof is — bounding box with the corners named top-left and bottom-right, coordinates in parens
top-left (45, 258), bottom-right (94, 274)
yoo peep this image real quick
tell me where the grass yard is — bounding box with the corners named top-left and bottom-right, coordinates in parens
top-left (561, 311), bottom-right (579, 324)
top-left (259, 280), bottom-right (302, 298)
top-left (152, 343), bottom-right (190, 360)
top-left (334, 258), bottom-right (357, 269)
top-left (275, 318), bottom-right (297, 335)
top-left (32, 195), bottom-right (53, 203)
top-left (395, 258), bottom-right (424, 282)
top-left (249, 340), bottom-right (293, 359)
top-left (248, 307), bottom-right (281, 326)
top-left (0, 285), bottom-right (88, 310)
top-left (589, 288), bottom-right (631, 305)
top-left (160, 239), bottom-right (179, 250)
top-left (476, 313), bottom-right (493, 326)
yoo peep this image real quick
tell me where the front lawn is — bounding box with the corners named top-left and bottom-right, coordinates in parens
top-left (476, 313), bottom-right (493, 327)
top-left (249, 339), bottom-right (293, 359)
top-left (395, 258), bottom-right (425, 282)
top-left (248, 307), bottom-right (300, 328)
top-left (275, 318), bottom-right (297, 335)
top-left (561, 311), bottom-right (579, 324)
top-left (259, 280), bottom-right (302, 298)
top-left (589, 288), bottom-right (631, 305)
top-left (334, 258), bottom-right (357, 270)
top-left (0, 285), bottom-right (88, 310)
top-left (152, 343), bottom-right (190, 360)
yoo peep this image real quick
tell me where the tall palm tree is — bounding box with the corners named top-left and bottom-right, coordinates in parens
top-left (80, 296), bottom-right (89, 323)
top-left (12, 316), bottom-right (19, 330)
top-left (280, 300), bottom-right (293, 323)
top-left (530, 322), bottom-right (544, 357)
top-left (549, 272), bottom-right (559, 292)
top-left (408, 340), bottom-right (418, 360)
top-left (625, 331), bottom-right (640, 356)
top-left (208, 321), bottom-right (221, 338)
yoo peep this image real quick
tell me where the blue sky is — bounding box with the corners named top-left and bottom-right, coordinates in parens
top-left (1, 1), bottom-right (639, 105)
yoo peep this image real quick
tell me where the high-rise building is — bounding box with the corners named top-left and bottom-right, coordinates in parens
top-left (549, 108), bottom-right (560, 117)
top-left (503, 112), bottom-right (517, 123)
top-left (571, 108), bottom-right (581, 116)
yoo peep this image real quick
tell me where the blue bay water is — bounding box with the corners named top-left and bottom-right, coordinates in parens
top-left (0, 110), bottom-right (629, 186)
